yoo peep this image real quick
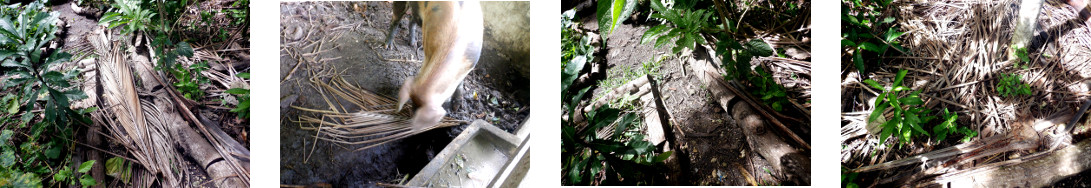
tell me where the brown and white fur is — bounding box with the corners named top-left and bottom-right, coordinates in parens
top-left (387, 1), bottom-right (482, 131)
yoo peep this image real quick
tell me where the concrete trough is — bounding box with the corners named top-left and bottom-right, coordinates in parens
top-left (407, 120), bottom-right (529, 187)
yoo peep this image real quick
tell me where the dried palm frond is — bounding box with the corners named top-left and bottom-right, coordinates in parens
top-left (89, 27), bottom-right (183, 187)
top-left (84, 27), bottom-right (251, 187)
top-left (843, 0), bottom-right (1091, 173)
top-left (293, 74), bottom-right (464, 151)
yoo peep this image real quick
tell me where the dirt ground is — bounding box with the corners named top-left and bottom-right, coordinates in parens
top-left (279, 2), bottom-right (529, 187)
top-left (573, 10), bottom-right (804, 185)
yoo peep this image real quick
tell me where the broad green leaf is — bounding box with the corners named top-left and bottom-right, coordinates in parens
top-left (78, 160), bottom-right (96, 173)
top-left (842, 39), bottom-right (856, 47)
top-left (899, 96), bottom-right (923, 105)
top-left (869, 101), bottom-right (887, 123)
top-left (883, 27), bottom-right (906, 42)
top-left (614, 113), bottom-right (638, 139)
top-left (882, 17), bottom-right (896, 24)
top-left (226, 88), bottom-right (249, 95)
top-left (588, 140), bottom-right (622, 153)
top-left (879, 121), bottom-right (892, 144)
top-left (1, 150), bottom-right (14, 168)
top-left (80, 174), bottom-right (97, 186)
top-left (176, 41), bottom-right (194, 57)
top-left (859, 42), bottom-right (882, 53)
top-left (44, 146), bottom-right (60, 159)
top-left (654, 151), bottom-right (673, 162)
top-left (854, 51), bottom-right (865, 73)
top-left (597, 0), bottom-right (636, 38)
top-left (893, 69), bottom-right (908, 87)
top-left (585, 108), bottom-right (620, 137)
top-left (641, 25), bottom-right (667, 44)
top-left (567, 87), bottom-right (591, 121)
top-left (862, 79), bottom-right (883, 90)
top-left (54, 167), bottom-right (71, 182)
top-left (745, 39), bottom-right (774, 57)
top-left (561, 56), bottom-right (586, 93)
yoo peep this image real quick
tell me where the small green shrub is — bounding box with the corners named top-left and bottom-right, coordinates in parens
top-left (561, 10), bottom-right (594, 71)
top-left (1013, 46), bottom-right (1030, 69)
top-left (561, 86), bottom-right (671, 185)
top-left (169, 60), bottom-right (209, 100)
top-left (865, 70), bottom-right (974, 145)
top-left (52, 160), bottom-right (97, 187)
top-left (561, 10), bottom-right (594, 94)
top-left (226, 72), bottom-right (250, 119)
top-left (841, 165), bottom-right (859, 188)
top-left (226, 0), bottom-right (249, 26)
top-left (751, 67), bottom-right (789, 111)
top-left (997, 73), bottom-right (1032, 98)
top-left (641, 0), bottom-right (712, 55)
top-left (842, 0), bottom-right (908, 73)
top-left (99, 0), bottom-right (155, 35)
top-left (0, 2), bottom-right (97, 186)
top-left (714, 37), bottom-right (790, 111)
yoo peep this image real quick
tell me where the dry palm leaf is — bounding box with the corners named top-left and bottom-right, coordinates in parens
top-left (292, 74), bottom-right (464, 151)
top-left (83, 27), bottom-right (250, 187)
top-left (89, 27), bottom-right (183, 187)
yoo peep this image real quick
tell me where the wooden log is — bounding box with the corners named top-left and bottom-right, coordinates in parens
top-left (926, 139), bottom-right (1091, 187)
top-left (690, 45), bottom-right (809, 184)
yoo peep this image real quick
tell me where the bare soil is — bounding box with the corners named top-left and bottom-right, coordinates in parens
top-left (573, 11), bottom-right (799, 185)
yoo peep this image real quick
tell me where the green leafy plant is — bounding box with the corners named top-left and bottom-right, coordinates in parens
top-left (226, 0), bottom-right (249, 26)
top-left (561, 10), bottom-right (594, 94)
top-left (716, 38), bottom-right (773, 81)
top-left (842, 0), bottom-right (908, 73)
top-left (561, 86), bottom-right (672, 185)
top-left (0, 0), bottom-right (91, 127)
top-left (0, 1), bottom-right (98, 186)
top-left (865, 70), bottom-right (929, 145)
top-left (714, 37), bottom-right (791, 111)
top-left (99, 0), bottom-right (156, 35)
top-left (52, 160), bottom-right (98, 187)
top-left (997, 73), bottom-right (1032, 98)
top-left (751, 67), bottom-right (790, 111)
top-left (597, 0), bottom-right (637, 38)
top-left (226, 72), bottom-right (250, 119)
top-left (641, 0), bottom-right (713, 55)
top-left (841, 165), bottom-right (859, 188)
top-left (865, 70), bottom-right (974, 145)
top-left (1012, 46), bottom-right (1030, 69)
top-left (169, 60), bottom-right (209, 100)
top-left (932, 108), bottom-right (976, 142)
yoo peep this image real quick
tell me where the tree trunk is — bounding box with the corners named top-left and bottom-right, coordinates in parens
top-left (690, 45), bottom-right (810, 184)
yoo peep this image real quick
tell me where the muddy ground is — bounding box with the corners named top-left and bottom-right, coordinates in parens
top-left (279, 2), bottom-right (529, 187)
top-left (572, 9), bottom-right (807, 185)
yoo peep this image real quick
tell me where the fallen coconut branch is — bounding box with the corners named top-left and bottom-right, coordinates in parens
top-left (86, 28), bottom-right (250, 187)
